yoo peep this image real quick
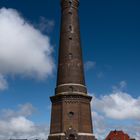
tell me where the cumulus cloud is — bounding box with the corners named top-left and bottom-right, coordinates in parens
top-left (0, 8), bottom-right (54, 90)
top-left (97, 72), bottom-right (104, 79)
top-left (109, 123), bottom-right (140, 140)
top-left (37, 17), bottom-right (55, 33)
top-left (0, 103), bottom-right (49, 139)
top-left (92, 111), bottom-right (107, 140)
top-left (0, 74), bottom-right (8, 90)
top-left (84, 61), bottom-right (96, 71)
top-left (0, 116), bottom-right (35, 133)
top-left (1, 103), bottom-right (35, 119)
top-left (112, 81), bottom-right (127, 92)
top-left (91, 81), bottom-right (140, 139)
top-left (94, 92), bottom-right (140, 120)
top-left (0, 117), bottom-right (49, 139)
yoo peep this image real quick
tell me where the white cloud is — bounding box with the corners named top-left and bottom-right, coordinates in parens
top-left (120, 81), bottom-right (127, 89)
top-left (1, 103), bottom-right (35, 119)
top-left (97, 72), bottom-right (104, 78)
top-left (92, 111), bottom-right (107, 140)
top-left (18, 103), bottom-right (36, 117)
top-left (0, 116), bottom-right (49, 139)
top-left (0, 74), bottom-right (8, 90)
top-left (84, 61), bottom-right (96, 71)
top-left (0, 103), bottom-right (49, 139)
top-left (37, 17), bottom-right (55, 33)
top-left (0, 8), bottom-right (55, 90)
top-left (94, 92), bottom-right (140, 120)
top-left (0, 116), bottom-right (34, 139)
top-left (91, 81), bottom-right (140, 139)
top-left (113, 123), bottom-right (140, 140)
top-left (112, 81), bottom-right (127, 92)
top-left (92, 93), bottom-right (140, 139)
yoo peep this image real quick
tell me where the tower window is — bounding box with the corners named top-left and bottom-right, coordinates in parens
top-left (69, 0), bottom-right (73, 6)
top-left (69, 36), bottom-right (72, 40)
top-left (69, 25), bottom-right (72, 32)
top-left (69, 10), bottom-right (72, 15)
top-left (69, 134), bottom-right (75, 140)
top-left (68, 111), bottom-right (74, 118)
top-left (69, 86), bottom-right (73, 92)
top-left (69, 53), bottom-right (73, 59)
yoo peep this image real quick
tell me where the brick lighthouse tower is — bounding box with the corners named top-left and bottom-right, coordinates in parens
top-left (48, 0), bottom-right (95, 140)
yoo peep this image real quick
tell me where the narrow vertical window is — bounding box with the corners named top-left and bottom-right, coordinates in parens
top-left (69, 53), bottom-right (73, 59)
top-left (69, 25), bottom-right (72, 32)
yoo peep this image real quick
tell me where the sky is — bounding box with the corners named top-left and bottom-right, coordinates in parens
top-left (0, 0), bottom-right (140, 139)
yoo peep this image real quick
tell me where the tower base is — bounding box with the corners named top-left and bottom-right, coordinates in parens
top-left (48, 133), bottom-right (96, 140)
top-left (48, 94), bottom-right (96, 140)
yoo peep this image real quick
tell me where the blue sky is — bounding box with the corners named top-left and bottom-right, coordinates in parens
top-left (0, 0), bottom-right (140, 139)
